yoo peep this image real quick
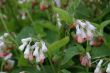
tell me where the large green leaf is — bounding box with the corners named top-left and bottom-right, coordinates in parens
top-left (68, 0), bottom-right (81, 14)
top-left (16, 26), bottom-right (36, 43)
top-left (48, 36), bottom-right (70, 56)
top-left (91, 45), bottom-right (110, 59)
top-left (61, 46), bottom-right (80, 65)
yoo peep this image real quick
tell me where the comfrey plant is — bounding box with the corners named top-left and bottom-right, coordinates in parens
top-left (19, 37), bottom-right (48, 69)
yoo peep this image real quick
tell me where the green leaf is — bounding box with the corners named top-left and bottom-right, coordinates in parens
top-left (17, 54), bottom-right (30, 67)
top-left (74, 2), bottom-right (91, 19)
top-left (91, 45), bottom-right (110, 59)
top-left (61, 46), bottom-right (80, 65)
top-left (48, 36), bottom-right (70, 56)
top-left (68, 0), bottom-right (81, 14)
top-left (16, 26), bottom-right (36, 43)
top-left (101, 20), bottom-right (110, 29)
top-left (53, 7), bottom-right (72, 24)
top-left (41, 21), bottom-right (59, 32)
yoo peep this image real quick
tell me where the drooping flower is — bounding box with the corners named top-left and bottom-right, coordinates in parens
top-left (75, 20), bottom-right (96, 44)
top-left (106, 63), bottom-right (110, 73)
top-left (94, 59), bottom-right (103, 73)
top-left (80, 52), bottom-right (91, 67)
top-left (24, 44), bottom-right (31, 59)
top-left (41, 41), bottom-right (48, 52)
top-left (19, 37), bottom-right (48, 64)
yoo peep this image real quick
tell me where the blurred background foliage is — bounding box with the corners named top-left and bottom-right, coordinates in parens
top-left (0, 0), bottom-right (110, 73)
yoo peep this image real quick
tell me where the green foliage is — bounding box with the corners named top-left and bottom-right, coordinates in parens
top-left (0, 0), bottom-right (110, 73)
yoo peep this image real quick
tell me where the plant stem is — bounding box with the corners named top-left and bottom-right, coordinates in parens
top-left (47, 53), bottom-right (56, 73)
top-left (39, 63), bottom-right (47, 73)
top-left (0, 60), bottom-right (5, 71)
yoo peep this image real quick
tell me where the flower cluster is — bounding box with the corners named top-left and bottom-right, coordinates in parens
top-left (19, 37), bottom-right (48, 63)
top-left (80, 52), bottom-right (91, 67)
top-left (75, 20), bottom-right (96, 44)
top-left (94, 61), bottom-right (110, 73)
top-left (0, 33), bottom-right (15, 71)
top-left (0, 33), bottom-right (10, 57)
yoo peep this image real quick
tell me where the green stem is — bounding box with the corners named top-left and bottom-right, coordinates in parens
top-left (47, 53), bottom-right (56, 73)
top-left (1, 60), bottom-right (5, 71)
top-left (40, 63), bottom-right (47, 73)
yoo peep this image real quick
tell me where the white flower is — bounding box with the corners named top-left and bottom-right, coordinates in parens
top-left (4, 53), bottom-right (12, 61)
top-left (33, 43), bottom-right (39, 57)
top-left (3, 33), bottom-right (9, 38)
top-left (80, 28), bottom-right (86, 39)
top-left (24, 45), bottom-right (30, 59)
top-left (19, 42), bottom-right (28, 51)
top-left (86, 30), bottom-right (93, 40)
top-left (54, 0), bottom-right (61, 7)
top-left (94, 59), bottom-right (103, 73)
top-left (21, 37), bottom-right (32, 43)
top-left (106, 63), bottom-right (110, 73)
top-left (76, 20), bottom-right (86, 28)
top-left (41, 41), bottom-right (48, 52)
top-left (35, 49), bottom-right (45, 63)
top-left (85, 21), bottom-right (96, 31)
top-left (76, 25), bottom-right (81, 36)
top-left (36, 50), bottom-right (45, 63)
